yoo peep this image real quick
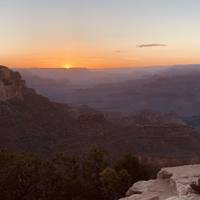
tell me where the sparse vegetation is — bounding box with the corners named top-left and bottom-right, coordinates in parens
top-left (0, 146), bottom-right (150, 200)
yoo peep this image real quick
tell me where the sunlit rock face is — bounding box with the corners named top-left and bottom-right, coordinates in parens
top-left (120, 165), bottom-right (200, 200)
top-left (0, 65), bottom-right (25, 101)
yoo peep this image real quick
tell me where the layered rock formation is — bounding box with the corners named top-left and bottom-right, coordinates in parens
top-left (0, 66), bottom-right (200, 167)
top-left (0, 65), bottom-right (25, 101)
top-left (120, 165), bottom-right (200, 200)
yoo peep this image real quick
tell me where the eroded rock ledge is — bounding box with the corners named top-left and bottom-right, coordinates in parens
top-left (0, 65), bottom-right (25, 101)
top-left (120, 165), bottom-right (200, 200)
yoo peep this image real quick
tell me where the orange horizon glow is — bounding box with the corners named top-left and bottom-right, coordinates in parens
top-left (2, 41), bottom-right (200, 69)
top-left (1, 45), bottom-right (200, 69)
top-left (2, 1), bottom-right (200, 69)
top-left (2, 52), bottom-right (200, 69)
top-left (3, 61), bottom-right (200, 69)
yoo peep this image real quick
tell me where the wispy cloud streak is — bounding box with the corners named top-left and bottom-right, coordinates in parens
top-left (137, 44), bottom-right (167, 48)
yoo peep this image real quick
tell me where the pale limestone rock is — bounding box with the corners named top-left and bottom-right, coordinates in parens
top-left (157, 169), bottom-right (173, 179)
top-left (166, 194), bottom-right (200, 200)
top-left (126, 180), bottom-right (157, 196)
top-left (126, 179), bottom-right (175, 199)
top-left (120, 192), bottom-right (159, 200)
top-left (160, 165), bottom-right (200, 197)
top-left (120, 165), bottom-right (200, 200)
top-left (160, 165), bottom-right (200, 180)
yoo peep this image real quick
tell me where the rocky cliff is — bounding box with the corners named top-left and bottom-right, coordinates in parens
top-left (0, 65), bottom-right (25, 101)
top-left (120, 165), bottom-right (200, 200)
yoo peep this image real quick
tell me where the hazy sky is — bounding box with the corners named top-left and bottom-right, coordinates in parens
top-left (1, 0), bottom-right (200, 68)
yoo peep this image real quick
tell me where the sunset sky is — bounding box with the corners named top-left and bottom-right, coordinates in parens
top-left (1, 0), bottom-right (200, 68)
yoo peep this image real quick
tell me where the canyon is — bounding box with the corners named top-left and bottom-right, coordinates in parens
top-left (0, 65), bottom-right (200, 167)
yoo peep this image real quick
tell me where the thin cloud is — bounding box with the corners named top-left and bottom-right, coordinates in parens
top-left (137, 44), bottom-right (167, 48)
top-left (114, 50), bottom-right (129, 54)
top-left (115, 50), bottom-right (123, 53)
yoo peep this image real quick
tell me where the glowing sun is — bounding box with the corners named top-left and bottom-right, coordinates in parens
top-left (63, 65), bottom-right (71, 69)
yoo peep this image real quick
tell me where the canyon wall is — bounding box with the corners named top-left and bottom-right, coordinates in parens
top-left (0, 66), bottom-right (25, 101)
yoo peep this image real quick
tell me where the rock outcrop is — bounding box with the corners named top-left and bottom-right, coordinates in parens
top-left (0, 65), bottom-right (25, 101)
top-left (120, 165), bottom-right (200, 200)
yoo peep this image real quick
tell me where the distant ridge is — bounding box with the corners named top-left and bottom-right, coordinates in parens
top-left (11, 63), bottom-right (200, 70)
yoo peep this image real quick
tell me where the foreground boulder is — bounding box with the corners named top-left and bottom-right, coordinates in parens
top-left (120, 165), bottom-right (200, 200)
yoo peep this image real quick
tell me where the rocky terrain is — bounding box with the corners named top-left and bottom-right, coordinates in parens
top-left (62, 71), bottom-right (200, 116)
top-left (18, 65), bottom-right (200, 117)
top-left (1, 65), bottom-right (200, 167)
top-left (0, 66), bottom-right (25, 101)
top-left (120, 164), bottom-right (200, 200)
